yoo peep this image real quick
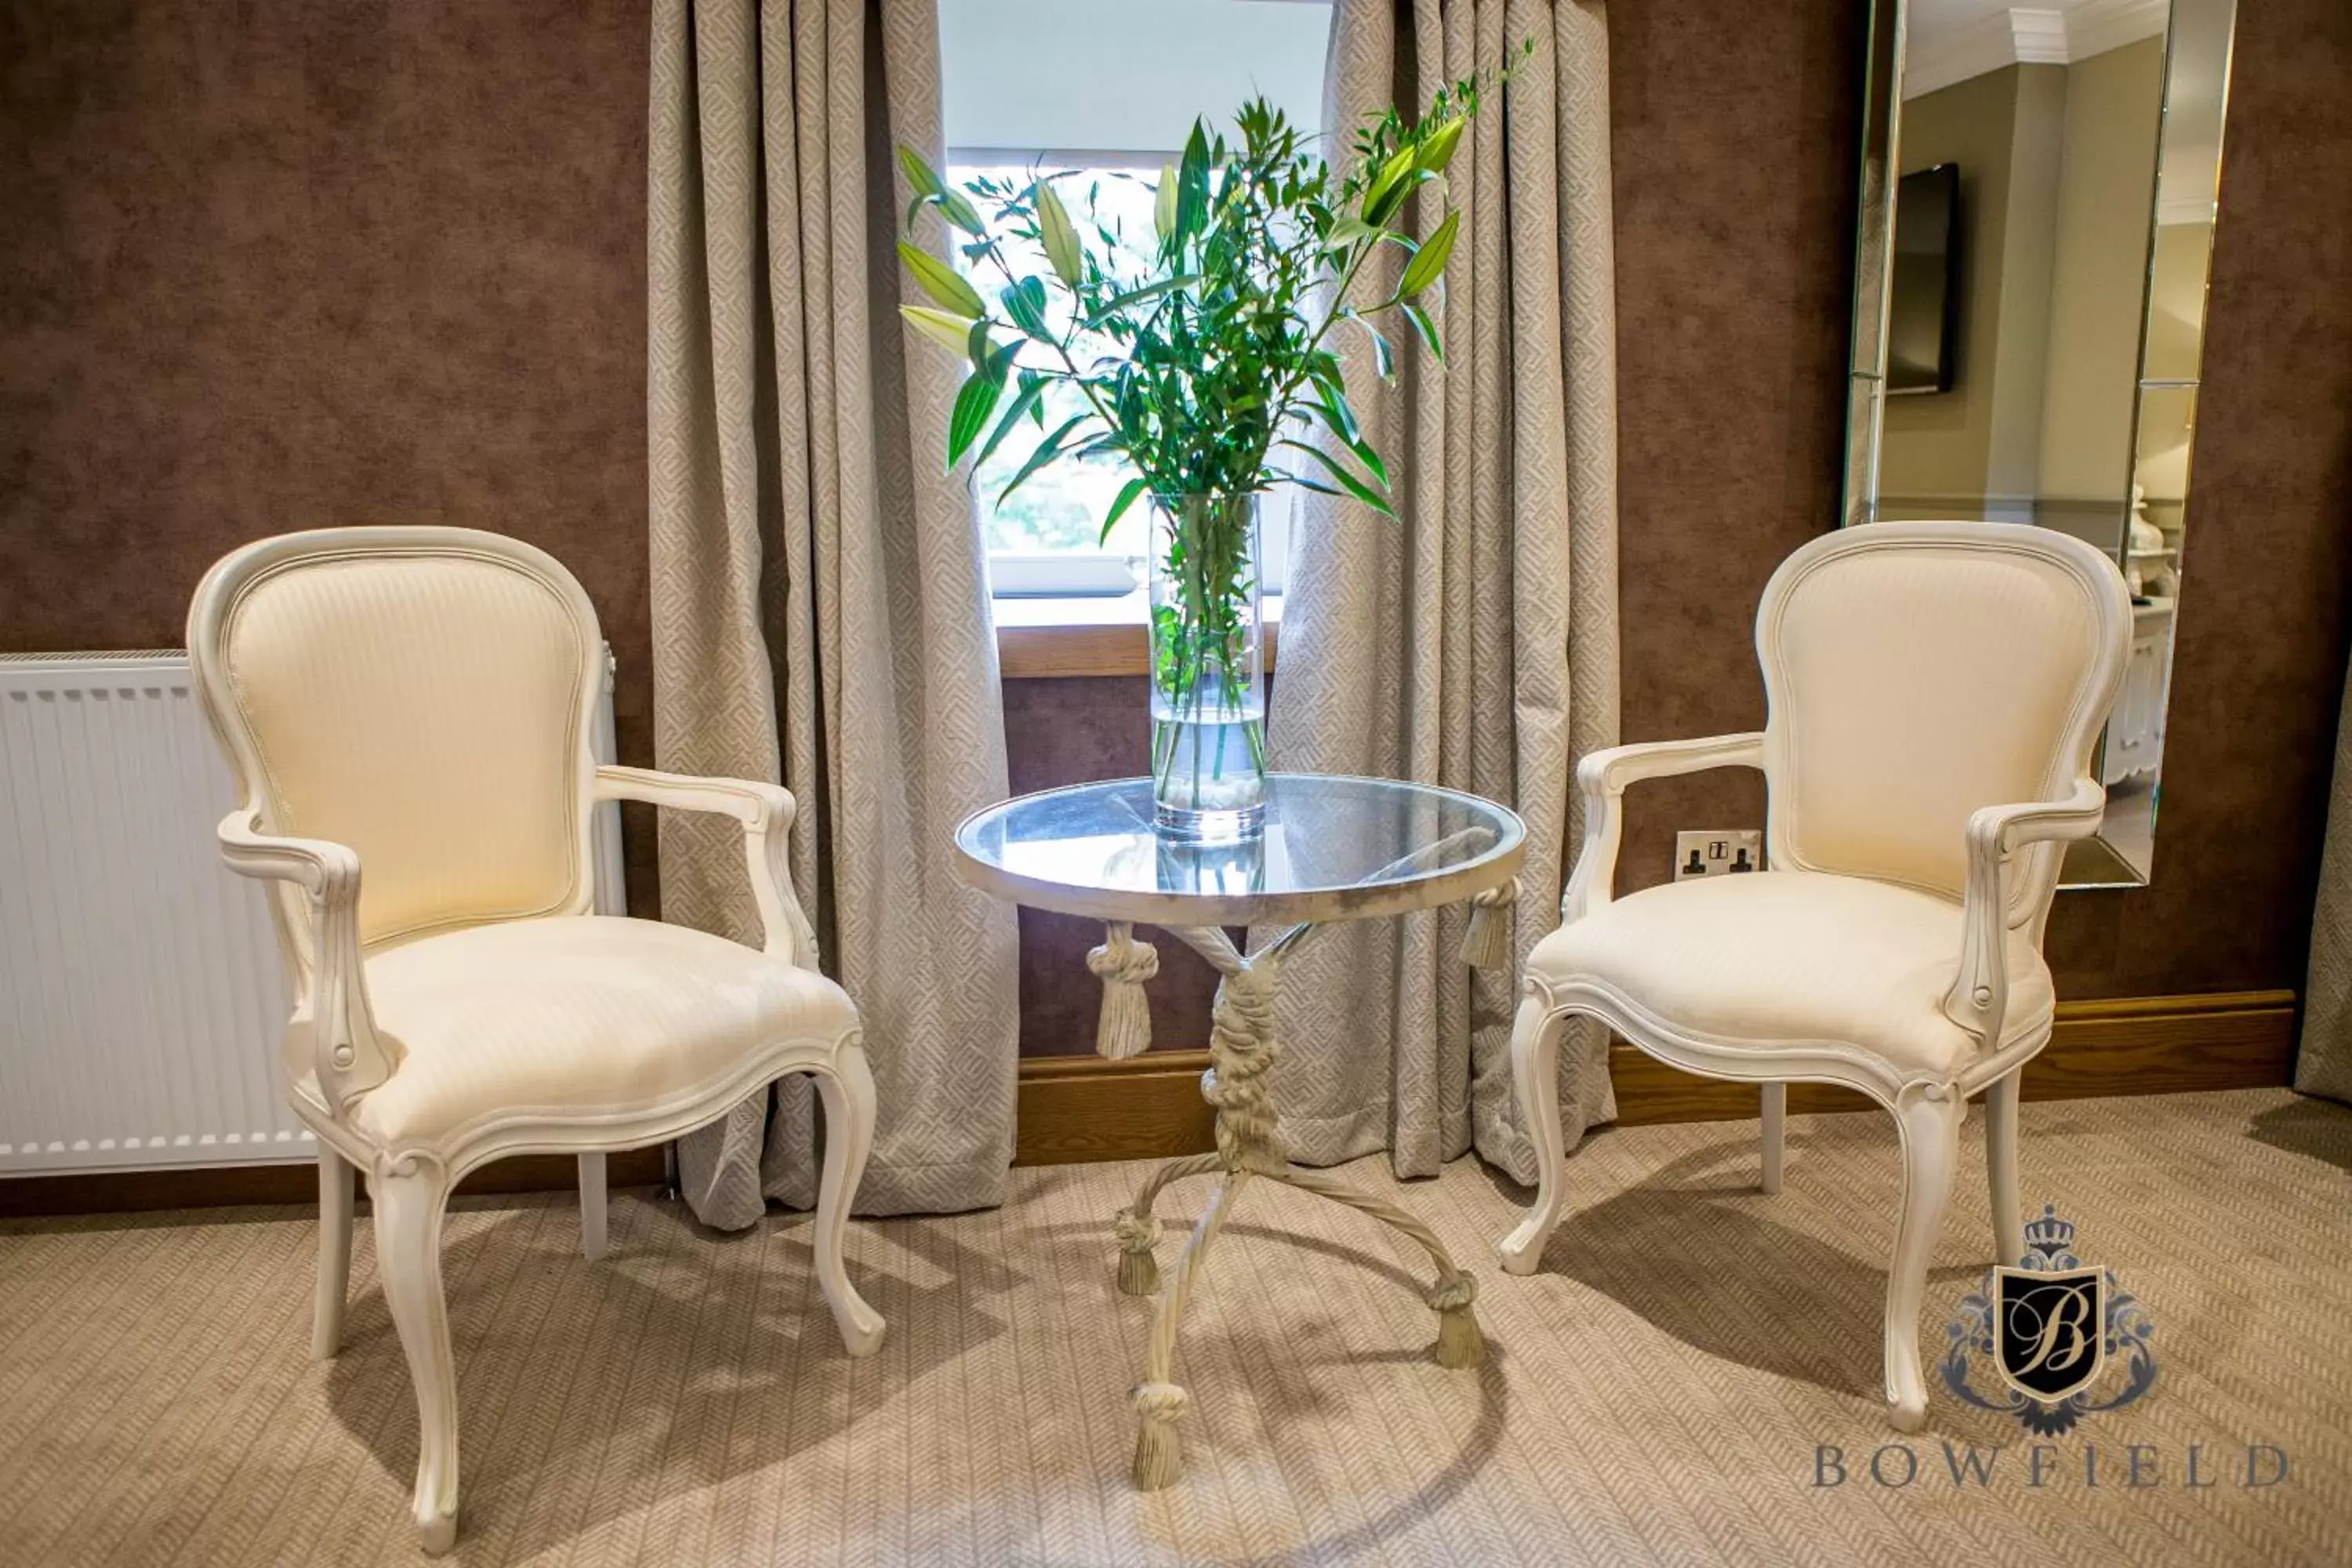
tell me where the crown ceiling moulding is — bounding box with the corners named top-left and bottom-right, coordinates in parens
top-left (1902, 0), bottom-right (2171, 102)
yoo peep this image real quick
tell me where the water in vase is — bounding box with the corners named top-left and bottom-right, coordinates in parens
top-left (1151, 686), bottom-right (1268, 840)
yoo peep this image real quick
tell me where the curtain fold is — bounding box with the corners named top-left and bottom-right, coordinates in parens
top-left (2298, 652), bottom-right (2352, 1101)
top-left (647, 0), bottom-right (1020, 1225)
top-left (1264, 0), bottom-right (1619, 1182)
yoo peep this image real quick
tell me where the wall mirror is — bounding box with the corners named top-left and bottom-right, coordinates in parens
top-left (1842, 0), bottom-right (2238, 887)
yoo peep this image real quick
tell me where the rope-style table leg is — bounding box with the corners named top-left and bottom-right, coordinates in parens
top-left (1114, 1152), bottom-right (1224, 1296)
top-left (1259, 1164), bottom-right (1485, 1369)
top-left (1112, 917), bottom-right (1490, 1488)
top-left (1131, 1171), bottom-right (1251, 1490)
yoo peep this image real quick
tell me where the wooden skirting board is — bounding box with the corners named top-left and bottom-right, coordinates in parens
top-left (0, 990), bottom-right (2297, 1214)
top-left (1014, 988), bottom-right (2300, 1164)
top-left (0, 1148), bottom-right (667, 1220)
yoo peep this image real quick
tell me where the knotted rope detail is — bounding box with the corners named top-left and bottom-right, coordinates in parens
top-left (1087, 921), bottom-right (1160, 1058)
top-left (1425, 1272), bottom-right (1479, 1314)
top-left (1132, 1381), bottom-right (1189, 1422)
top-left (1114, 1209), bottom-right (1163, 1253)
top-left (1204, 960), bottom-right (1283, 1171)
top-left (1129, 1380), bottom-right (1190, 1490)
top-left (1461, 876), bottom-right (1521, 969)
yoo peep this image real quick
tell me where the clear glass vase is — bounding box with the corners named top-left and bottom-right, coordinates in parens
top-left (1148, 493), bottom-right (1269, 840)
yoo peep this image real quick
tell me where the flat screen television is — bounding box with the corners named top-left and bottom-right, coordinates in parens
top-left (1886, 163), bottom-right (1961, 396)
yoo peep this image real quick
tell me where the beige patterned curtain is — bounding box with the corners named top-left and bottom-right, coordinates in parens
top-left (647, 0), bottom-right (1019, 1224)
top-left (1265, 0), bottom-right (1619, 1181)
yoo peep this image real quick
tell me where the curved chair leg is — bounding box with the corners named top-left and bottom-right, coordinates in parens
top-left (375, 1156), bottom-right (459, 1555)
top-left (1884, 1087), bottom-right (1962, 1433)
top-left (1759, 1083), bottom-right (1787, 1196)
top-left (1497, 995), bottom-right (1571, 1276)
top-left (577, 1152), bottom-right (608, 1261)
top-left (1985, 1068), bottom-right (2024, 1267)
top-left (314, 1150), bottom-right (354, 1360)
top-left (811, 1044), bottom-right (887, 1358)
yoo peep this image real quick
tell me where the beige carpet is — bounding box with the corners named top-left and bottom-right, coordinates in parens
top-left (3, 1088), bottom-right (2347, 1566)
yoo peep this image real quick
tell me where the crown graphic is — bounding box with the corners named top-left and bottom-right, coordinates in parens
top-left (2024, 1204), bottom-right (2076, 1258)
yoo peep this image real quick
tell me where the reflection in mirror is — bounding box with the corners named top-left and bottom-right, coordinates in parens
top-left (1842, 0), bottom-right (2237, 887)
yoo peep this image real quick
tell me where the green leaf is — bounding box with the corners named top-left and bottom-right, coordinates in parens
top-left (1035, 182), bottom-right (1082, 285)
top-left (1365, 165), bottom-right (1439, 229)
top-left (1312, 386), bottom-right (1360, 446)
top-left (997, 415), bottom-right (1090, 504)
top-left (971, 372), bottom-right (1047, 471)
top-left (936, 186), bottom-right (988, 237)
top-left (1000, 276), bottom-right (1051, 339)
top-left (1361, 143), bottom-right (1418, 220)
top-left (1338, 425), bottom-right (1387, 488)
top-left (1399, 209), bottom-right (1459, 296)
top-left (1174, 122), bottom-right (1210, 247)
top-left (1081, 274), bottom-right (1199, 329)
top-left (901, 304), bottom-right (976, 356)
top-left (1099, 475), bottom-right (1151, 544)
top-left (1281, 439), bottom-right (1395, 517)
top-left (896, 241), bottom-right (983, 318)
top-left (1402, 299), bottom-right (1445, 364)
top-left (1418, 117), bottom-right (1465, 174)
top-left (946, 368), bottom-right (1007, 467)
top-left (1351, 313), bottom-right (1395, 380)
top-left (897, 145), bottom-right (945, 200)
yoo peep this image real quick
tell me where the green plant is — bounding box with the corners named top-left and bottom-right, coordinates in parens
top-left (896, 58), bottom-right (1525, 524)
top-left (895, 53), bottom-right (1526, 812)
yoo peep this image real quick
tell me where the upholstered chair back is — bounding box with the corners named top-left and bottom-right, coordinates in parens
top-left (1756, 522), bottom-right (2132, 931)
top-left (188, 528), bottom-right (605, 959)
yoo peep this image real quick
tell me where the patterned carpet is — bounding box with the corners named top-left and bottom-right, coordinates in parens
top-left (2, 1088), bottom-right (2347, 1566)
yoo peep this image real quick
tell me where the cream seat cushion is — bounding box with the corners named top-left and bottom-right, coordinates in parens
top-left (1526, 871), bottom-right (2053, 1075)
top-left (324, 916), bottom-right (857, 1146)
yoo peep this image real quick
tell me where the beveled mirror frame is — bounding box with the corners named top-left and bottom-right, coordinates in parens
top-left (1841, 0), bottom-right (2239, 887)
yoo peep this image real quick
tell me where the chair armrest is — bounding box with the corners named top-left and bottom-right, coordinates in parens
top-left (216, 810), bottom-right (396, 1118)
top-left (1563, 734), bottom-right (1766, 922)
top-left (593, 765), bottom-right (818, 967)
top-left (1942, 777), bottom-right (2106, 1047)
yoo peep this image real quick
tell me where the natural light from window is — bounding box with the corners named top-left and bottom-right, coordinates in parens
top-left (938, 0), bottom-right (1330, 599)
top-left (947, 162), bottom-right (1161, 565)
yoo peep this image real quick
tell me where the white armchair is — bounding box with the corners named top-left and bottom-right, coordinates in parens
top-left (188, 527), bottom-right (884, 1553)
top-left (1497, 521), bottom-right (2132, 1432)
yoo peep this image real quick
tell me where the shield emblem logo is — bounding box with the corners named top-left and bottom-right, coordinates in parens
top-left (1994, 1265), bottom-right (2107, 1402)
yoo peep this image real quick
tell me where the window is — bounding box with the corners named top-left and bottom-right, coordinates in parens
top-left (938, 0), bottom-right (1330, 601)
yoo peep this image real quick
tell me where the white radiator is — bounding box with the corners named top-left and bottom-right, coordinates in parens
top-left (0, 650), bottom-right (626, 1176)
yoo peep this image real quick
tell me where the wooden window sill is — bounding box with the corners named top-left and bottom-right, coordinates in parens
top-left (996, 593), bottom-right (1283, 680)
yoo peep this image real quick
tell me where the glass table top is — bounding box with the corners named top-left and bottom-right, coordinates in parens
top-left (953, 774), bottom-right (1526, 927)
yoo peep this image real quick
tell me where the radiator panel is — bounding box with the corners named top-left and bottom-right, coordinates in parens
top-left (0, 652), bottom-right (625, 1175)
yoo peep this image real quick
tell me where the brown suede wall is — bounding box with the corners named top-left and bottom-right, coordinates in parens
top-left (0, 0), bottom-right (661, 907)
top-left (5, 2), bottom-right (2349, 1058)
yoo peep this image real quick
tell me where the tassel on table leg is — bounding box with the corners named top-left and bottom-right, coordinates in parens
top-left (1131, 1381), bottom-right (1189, 1490)
top-left (1087, 921), bottom-right (1160, 1059)
top-left (1460, 877), bottom-right (1519, 970)
top-left (1113, 1208), bottom-right (1163, 1295)
top-left (1428, 1272), bottom-right (1487, 1370)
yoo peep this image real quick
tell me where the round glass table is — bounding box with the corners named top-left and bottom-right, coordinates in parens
top-left (953, 773), bottom-right (1526, 1490)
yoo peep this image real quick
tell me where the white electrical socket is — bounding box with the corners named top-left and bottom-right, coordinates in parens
top-left (1675, 829), bottom-right (1762, 881)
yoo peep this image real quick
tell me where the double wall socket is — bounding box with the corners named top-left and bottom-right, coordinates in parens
top-left (1675, 829), bottom-right (1762, 881)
